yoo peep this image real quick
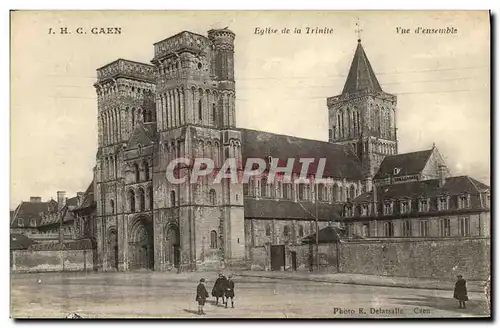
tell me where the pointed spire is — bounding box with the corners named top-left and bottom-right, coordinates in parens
top-left (342, 41), bottom-right (383, 95)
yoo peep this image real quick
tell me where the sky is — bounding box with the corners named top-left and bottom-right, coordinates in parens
top-left (10, 10), bottom-right (490, 209)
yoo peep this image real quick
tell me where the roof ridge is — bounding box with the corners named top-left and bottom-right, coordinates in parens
top-left (240, 128), bottom-right (346, 148)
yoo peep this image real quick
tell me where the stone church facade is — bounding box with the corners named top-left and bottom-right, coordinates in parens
top-left (90, 28), bottom-right (489, 272)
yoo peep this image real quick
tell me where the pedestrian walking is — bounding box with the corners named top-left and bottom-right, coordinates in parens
top-left (224, 274), bottom-right (235, 308)
top-left (195, 278), bottom-right (209, 315)
top-left (453, 275), bottom-right (468, 309)
top-left (212, 273), bottom-right (227, 305)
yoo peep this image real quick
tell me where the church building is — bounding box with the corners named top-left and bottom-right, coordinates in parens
top-left (87, 28), bottom-right (490, 272)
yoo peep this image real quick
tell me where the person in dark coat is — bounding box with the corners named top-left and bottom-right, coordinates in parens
top-left (224, 275), bottom-right (235, 308)
top-left (454, 275), bottom-right (468, 309)
top-left (212, 274), bottom-right (227, 305)
top-left (195, 278), bottom-right (209, 315)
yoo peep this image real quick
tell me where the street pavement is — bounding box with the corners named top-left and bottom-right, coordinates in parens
top-left (10, 271), bottom-right (490, 319)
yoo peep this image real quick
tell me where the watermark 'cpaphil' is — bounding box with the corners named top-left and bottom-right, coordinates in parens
top-left (165, 157), bottom-right (327, 184)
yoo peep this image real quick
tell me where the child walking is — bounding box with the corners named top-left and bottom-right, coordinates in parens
top-left (196, 278), bottom-right (209, 315)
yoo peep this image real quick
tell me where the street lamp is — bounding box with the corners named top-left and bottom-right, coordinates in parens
top-left (315, 183), bottom-right (319, 272)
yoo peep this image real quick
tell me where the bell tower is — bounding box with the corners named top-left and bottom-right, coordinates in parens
top-left (328, 38), bottom-right (398, 180)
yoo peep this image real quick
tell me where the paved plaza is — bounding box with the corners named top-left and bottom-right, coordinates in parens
top-left (10, 271), bottom-right (489, 319)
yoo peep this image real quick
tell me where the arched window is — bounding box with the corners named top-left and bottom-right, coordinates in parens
top-left (212, 103), bottom-right (217, 124)
top-left (144, 161), bottom-right (150, 180)
top-left (210, 230), bottom-right (218, 249)
top-left (138, 188), bottom-right (145, 212)
top-left (276, 181), bottom-right (282, 198)
top-left (134, 163), bottom-right (140, 182)
top-left (260, 177), bottom-right (267, 197)
top-left (148, 186), bottom-right (153, 210)
top-left (177, 92), bottom-right (182, 124)
top-left (110, 200), bottom-right (115, 214)
top-left (299, 225), bottom-right (304, 237)
top-left (339, 186), bottom-right (344, 202)
top-left (318, 184), bottom-right (326, 201)
top-left (128, 190), bottom-right (135, 212)
top-left (209, 189), bottom-right (216, 205)
top-left (298, 184), bottom-right (305, 200)
top-left (198, 99), bottom-right (202, 121)
top-left (283, 225), bottom-right (290, 237)
top-left (170, 190), bottom-right (176, 207)
top-left (265, 224), bottom-right (271, 236)
top-left (350, 185), bottom-right (356, 200)
top-left (132, 108), bottom-right (136, 127)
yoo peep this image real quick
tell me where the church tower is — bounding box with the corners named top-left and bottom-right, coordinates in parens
top-left (151, 29), bottom-right (245, 272)
top-left (328, 38), bottom-right (398, 182)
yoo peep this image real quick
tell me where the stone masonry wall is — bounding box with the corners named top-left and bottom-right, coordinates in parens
top-left (249, 237), bottom-right (489, 280)
top-left (12, 249), bottom-right (94, 273)
top-left (339, 237), bottom-right (490, 280)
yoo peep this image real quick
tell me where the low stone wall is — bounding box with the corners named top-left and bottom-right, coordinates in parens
top-left (339, 237), bottom-right (490, 280)
top-left (12, 240), bottom-right (96, 273)
top-left (248, 237), bottom-right (490, 280)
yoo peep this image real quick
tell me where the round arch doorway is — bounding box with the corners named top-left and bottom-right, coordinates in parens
top-left (164, 224), bottom-right (180, 269)
top-left (107, 228), bottom-right (118, 271)
top-left (128, 217), bottom-right (154, 270)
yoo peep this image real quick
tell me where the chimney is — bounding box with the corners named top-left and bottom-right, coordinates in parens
top-left (438, 165), bottom-right (446, 187)
top-left (77, 192), bottom-right (85, 206)
top-left (57, 191), bottom-right (66, 211)
top-left (30, 196), bottom-right (42, 203)
top-left (372, 183), bottom-right (378, 216)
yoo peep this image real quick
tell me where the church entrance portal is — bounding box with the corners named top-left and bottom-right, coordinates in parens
top-left (129, 217), bottom-right (154, 270)
top-left (165, 225), bottom-right (180, 268)
top-left (107, 229), bottom-right (118, 270)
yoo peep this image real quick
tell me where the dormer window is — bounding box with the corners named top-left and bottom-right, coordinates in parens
top-left (438, 196), bottom-right (449, 211)
top-left (383, 201), bottom-right (393, 215)
top-left (18, 218), bottom-right (24, 227)
top-left (345, 205), bottom-right (353, 217)
top-left (393, 167), bottom-right (401, 175)
top-left (418, 198), bottom-right (429, 212)
top-left (362, 203), bottom-right (369, 216)
top-left (458, 194), bottom-right (470, 209)
top-left (400, 199), bottom-right (411, 214)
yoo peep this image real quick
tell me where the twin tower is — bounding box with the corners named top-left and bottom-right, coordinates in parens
top-left (93, 29), bottom-right (244, 272)
top-left (92, 28), bottom-right (398, 272)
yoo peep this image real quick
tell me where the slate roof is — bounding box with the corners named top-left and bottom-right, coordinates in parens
top-left (66, 196), bottom-right (78, 209)
top-left (353, 176), bottom-right (490, 204)
top-left (10, 200), bottom-right (57, 228)
top-left (10, 233), bottom-right (36, 250)
top-left (74, 181), bottom-right (96, 211)
top-left (373, 149), bottom-right (433, 180)
top-left (302, 226), bottom-right (364, 244)
top-left (342, 41), bottom-right (383, 95)
top-left (244, 198), bottom-right (342, 221)
top-left (240, 128), bottom-right (364, 180)
top-left (126, 122), bottom-right (157, 150)
top-left (30, 239), bottom-right (94, 251)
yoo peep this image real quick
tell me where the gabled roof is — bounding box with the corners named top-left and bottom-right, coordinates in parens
top-left (74, 181), bottom-right (95, 211)
top-left (10, 201), bottom-right (54, 227)
top-left (373, 149), bottom-right (433, 180)
top-left (125, 122), bottom-right (156, 151)
top-left (240, 128), bottom-right (364, 180)
top-left (353, 175), bottom-right (490, 204)
top-left (10, 233), bottom-right (35, 250)
top-left (244, 198), bottom-right (342, 221)
top-left (66, 196), bottom-right (78, 209)
top-left (302, 226), bottom-right (364, 244)
top-left (342, 41), bottom-right (383, 95)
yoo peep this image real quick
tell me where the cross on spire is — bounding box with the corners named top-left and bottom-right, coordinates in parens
top-left (355, 18), bottom-right (363, 42)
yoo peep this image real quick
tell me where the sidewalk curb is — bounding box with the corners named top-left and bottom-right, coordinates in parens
top-left (238, 273), bottom-right (484, 293)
